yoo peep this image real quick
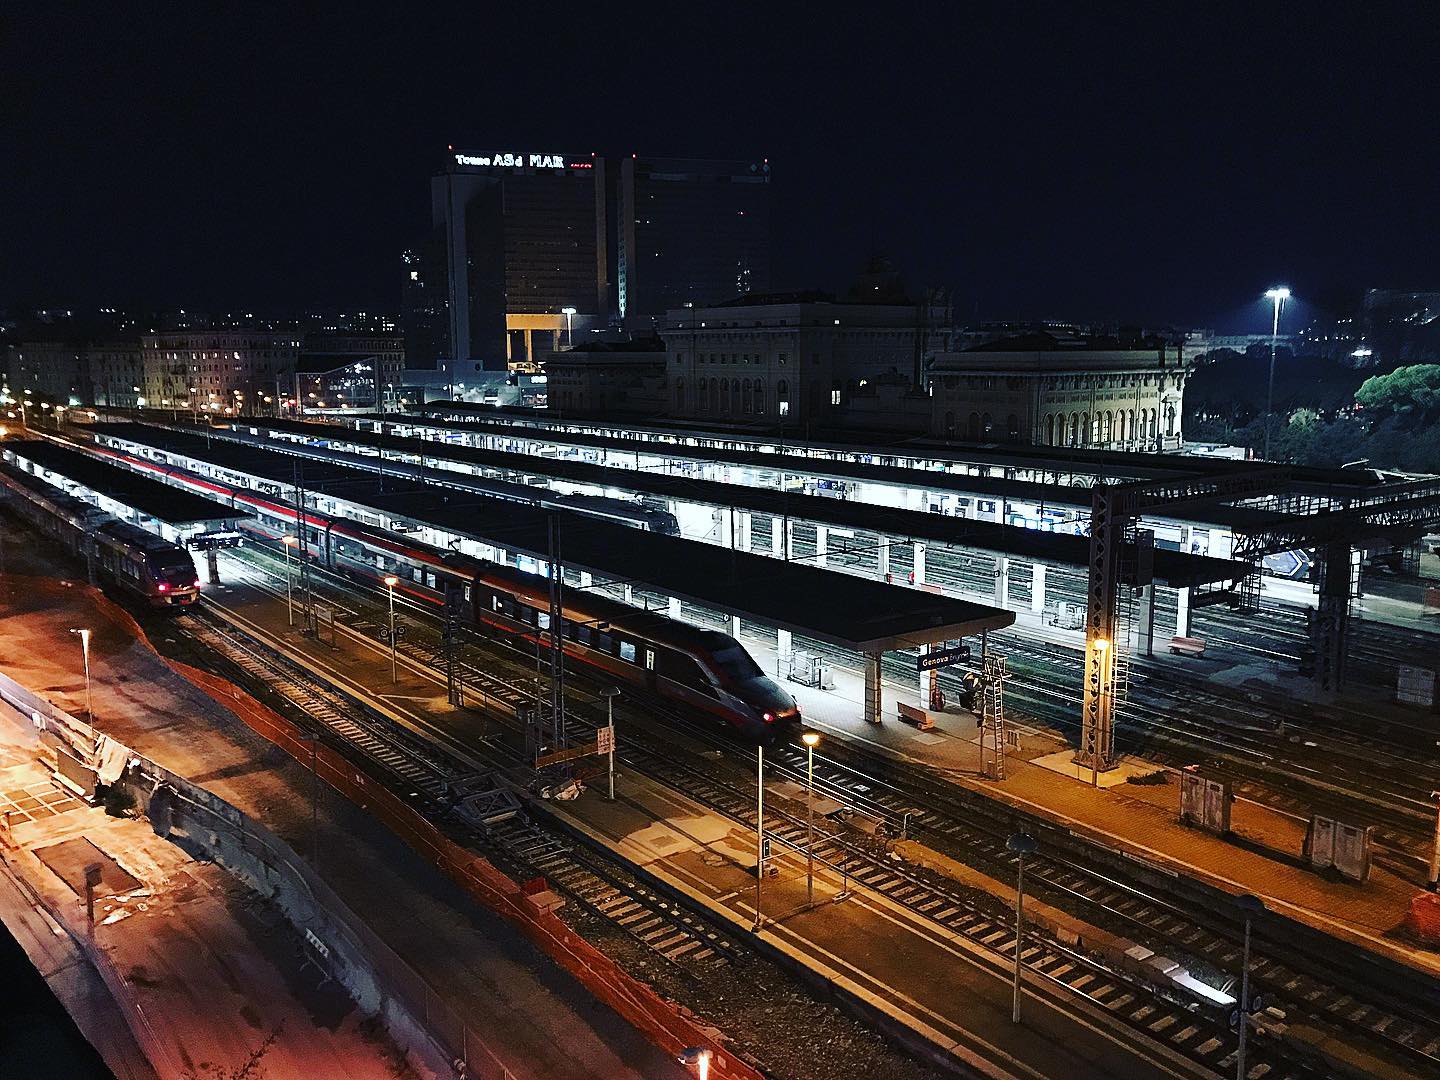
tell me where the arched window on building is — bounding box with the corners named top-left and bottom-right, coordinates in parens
top-left (1044, 414), bottom-right (1056, 445)
top-left (731, 378), bottom-right (740, 414)
top-left (1079, 412), bottom-right (1090, 445)
top-left (1007, 413), bottom-right (1020, 441)
top-left (968, 411), bottom-right (981, 439)
top-left (1103, 410), bottom-right (1114, 443)
top-left (1069, 412), bottom-right (1081, 446)
top-left (742, 379), bottom-right (752, 414)
top-left (981, 412), bottom-right (993, 437)
top-left (676, 377), bottom-right (686, 412)
top-left (945, 411), bottom-right (956, 438)
top-left (754, 382), bottom-right (765, 414)
top-left (1165, 403), bottom-right (1177, 436)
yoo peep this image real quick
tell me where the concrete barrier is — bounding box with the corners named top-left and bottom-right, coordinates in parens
top-left (0, 653), bottom-right (487, 1079)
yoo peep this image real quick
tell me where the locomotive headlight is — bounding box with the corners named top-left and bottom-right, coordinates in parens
top-left (763, 712), bottom-right (774, 723)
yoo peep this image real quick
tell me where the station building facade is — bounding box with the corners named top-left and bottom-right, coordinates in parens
top-left (545, 340), bottom-right (668, 417)
top-left (658, 291), bottom-right (948, 425)
top-left (926, 333), bottom-right (1189, 450)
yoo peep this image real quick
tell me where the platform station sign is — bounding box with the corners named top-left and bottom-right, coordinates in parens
top-left (917, 644), bottom-right (971, 672)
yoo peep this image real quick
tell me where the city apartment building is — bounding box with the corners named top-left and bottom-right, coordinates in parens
top-left (141, 329), bottom-right (302, 414)
top-left (617, 156), bottom-right (771, 329)
top-left (87, 340), bottom-right (145, 407)
top-left (416, 150), bottom-right (608, 372)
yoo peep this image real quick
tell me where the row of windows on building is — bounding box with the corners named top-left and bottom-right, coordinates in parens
top-left (1038, 406), bottom-right (1177, 447)
top-left (678, 376), bottom-right (791, 416)
top-left (940, 372), bottom-right (1183, 392)
top-left (677, 351), bottom-right (790, 366)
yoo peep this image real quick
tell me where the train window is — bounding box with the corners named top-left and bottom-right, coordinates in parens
top-left (619, 641), bottom-right (637, 663)
top-left (644, 648), bottom-right (655, 671)
top-left (463, 585), bottom-right (471, 603)
top-left (659, 652), bottom-right (710, 690)
top-left (710, 645), bottom-right (763, 680)
top-left (576, 624), bottom-right (593, 645)
top-left (425, 571), bottom-right (437, 589)
top-left (537, 611), bottom-right (550, 631)
top-left (594, 632), bottom-right (614, 654)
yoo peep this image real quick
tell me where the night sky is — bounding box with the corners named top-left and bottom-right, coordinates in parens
top-left (4, 4), bottom-right (1436, 328)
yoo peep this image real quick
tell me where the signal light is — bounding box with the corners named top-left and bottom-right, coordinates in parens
top-left (157, 583), bottom-right (169, 592)
top-left (763, 712), bottom-right (773, 723)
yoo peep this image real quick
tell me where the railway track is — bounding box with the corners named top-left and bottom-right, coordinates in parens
top-left (617, 740), bottom-right (1311, 1079)
top-left (181, 599), bottom-right (740, 980)
top-left (220, 547), bottom-right (1440, 1077)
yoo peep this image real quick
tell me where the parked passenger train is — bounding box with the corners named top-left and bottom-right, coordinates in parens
top-left (79, 439), bottom-right (798, 740)
top-left (0, 461), bottom-right (200, 607)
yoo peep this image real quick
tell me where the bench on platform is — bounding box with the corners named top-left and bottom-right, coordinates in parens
top-left (1169, 636), bottom-right (1207, 657)
top-left (896, 701), bottom-right (935, 731)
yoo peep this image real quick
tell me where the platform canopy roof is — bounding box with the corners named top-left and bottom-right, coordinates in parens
top-left (402, 403), bottom-right (1389, 494)
top-left (214, 416), bottom-right (1247, 588)
top-left (86, 423), bottom-right (1015, 651)
top-left (4, 438), bottom-right (238, 526)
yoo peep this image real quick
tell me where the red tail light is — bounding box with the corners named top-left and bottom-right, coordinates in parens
top-left (763, 712), bottom-right (774, 723)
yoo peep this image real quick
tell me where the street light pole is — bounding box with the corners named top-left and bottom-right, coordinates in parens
top-left (802, 731), bottom-right (820, 905)
top-left (1263, 287), bottom-right (1290, 461)
top-left (754, 743), bottom-right (765, 931)
top-left (70, 629), bottom-right (92, 722)
top-left (601, 687), bottom-right (620, 801)
top-left (384, 575), bottom-right (399, 682)
top-left (281, 534), bottom-right (298, 626)
top-left (1235, 893), bottom-right (1265, 1080)
top-left (561, 307), bottom-right (576, 348)
top-left (1429, 789), bottom-right (1440, 890)
top-left (1007, 832), bottom-right (1038, 1024)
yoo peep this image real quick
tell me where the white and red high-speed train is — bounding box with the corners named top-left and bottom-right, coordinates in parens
top-left (82, 438), bottom-right (801, 742)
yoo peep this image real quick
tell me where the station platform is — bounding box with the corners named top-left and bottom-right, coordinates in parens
top-left (544, 771), bottom-right (1211, 1080)
top-left (743, 631), bottom-right (1440, 980)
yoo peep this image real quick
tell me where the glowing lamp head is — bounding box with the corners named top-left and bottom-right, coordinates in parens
top-left (281, 535), bottom-right (299, 547)
top-left (762, 712), bottom-right (774, 724)
top-left (157, 583), bottom-right (169, 592)
top-left (1265, 287), bottom-right (1290, 301)
top-left (384, 575), bottom-right (399, 587)
top-left (1093, 638), bottom-right (1111, 652)
top-left (801, 731), bottom-right (820, 748)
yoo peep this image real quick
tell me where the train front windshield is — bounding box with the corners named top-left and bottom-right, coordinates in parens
top-left (151, 551), bottom-right (199, 587)
top-left (711, 646), bottom-right (763, 681)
